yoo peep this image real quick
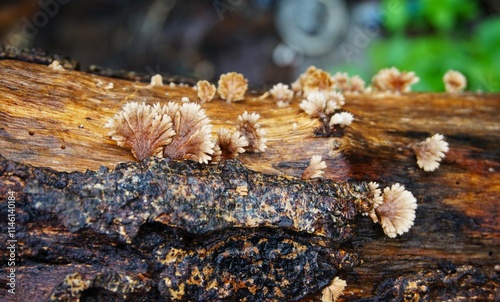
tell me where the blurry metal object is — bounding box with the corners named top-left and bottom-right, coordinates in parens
top-left (275, 0), bottom-right (348, 56)
top-left (272, 42), bottom-right (300, 66)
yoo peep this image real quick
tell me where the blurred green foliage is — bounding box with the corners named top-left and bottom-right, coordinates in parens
top-left (340, 0), bottom-right (500, 92)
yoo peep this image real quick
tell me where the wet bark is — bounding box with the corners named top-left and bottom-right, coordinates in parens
top-left (0, 57), bottom-right (498, 301)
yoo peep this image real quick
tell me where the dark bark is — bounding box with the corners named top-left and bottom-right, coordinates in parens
top-left (0, 55), bottom-right (499, 301)
top-left (0, 154), bottom-right (369, 301)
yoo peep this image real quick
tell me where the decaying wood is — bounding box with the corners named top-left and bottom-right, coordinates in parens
top-left (0, 58), bottom-right (499, 301)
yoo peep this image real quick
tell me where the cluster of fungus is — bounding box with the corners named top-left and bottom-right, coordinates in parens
top-left (287, 67), bottom-right (354, 135)
top-left (107, 70), bottom-right (267, 163)
top-left (102, 65), bottom-right (461, 301)
top-left (320, 180), bottom-right (417, 299)
top-left (144, 72), bottom-right (248, 104)
top-left (263, 66), bottom-right (440, 244)
top-left (288, 66), bottom-right (467, 95)
top-left (105, 100), bottom-right (265, 163)
top-left (288, 66), bottom-right (451, 173)
top-left (291, 66), bottom-right (366, 96)
top-left (106, 67), bottom-right (427, 236)
top-left (331, 72), bottom-right (366, 94)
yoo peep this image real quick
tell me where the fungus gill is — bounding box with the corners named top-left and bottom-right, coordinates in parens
top-left (217, 72), bottom-right (248, 103)
top-left (369, 183), bottom-right (417, 238)
top-left (411, 133), bottom-right (449, 172)
top-left (371, 67), bottom-right (420, 93)
top-left (160, 102), bottom-right (215, 164)
top-left (302, 155), bottom-right (327, 180)
top-left (368, 181), bottom-right (384, 209)
top-left (269, 83), bottom-right (294, 107)
top-left (345, 75), bottom-right (366, 94)
top-left (329, 112), bottom-right (354, 128)
top-left (104, 102), bottom-right (176, 161)
top-left (443, 70), bottom-right (467, 93)
top-left (236, 111), bottom-right (267, 153)
top-left (303, 68), bottom-right (335, 96)
top-left (214, 128), bottom-right (249, 160)
top-left (321, 277), bottom-right (347, 302)
top-left (106, 101), bottom-right (216, 164)
top-left (196, 80), bottom-right (216, 103)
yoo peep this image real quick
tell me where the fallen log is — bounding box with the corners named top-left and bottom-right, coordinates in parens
top-left (0, 56), bottom-right (499, 301)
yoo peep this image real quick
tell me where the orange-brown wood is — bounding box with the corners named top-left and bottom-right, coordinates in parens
top-left (0, 59), bottom-right (498, 301)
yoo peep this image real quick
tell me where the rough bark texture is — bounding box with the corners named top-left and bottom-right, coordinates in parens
top-left (13, 156), bottom-right (375, 243)
top-left (0, 56), bottom-right (499, 301)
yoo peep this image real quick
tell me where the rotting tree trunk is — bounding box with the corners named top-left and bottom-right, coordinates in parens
top-left (0, 57), bottom-right (499, 301)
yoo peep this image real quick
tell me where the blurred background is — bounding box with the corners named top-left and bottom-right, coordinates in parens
top-left (1, 0), bottom-right (499, 91)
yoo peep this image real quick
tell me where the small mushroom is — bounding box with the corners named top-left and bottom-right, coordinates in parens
top-left (214, 128), bottom-right (249, 160)
top-left (321, 277), bottom-right (347, 302)
top-left (217, 72), bottom-right (248, 103)
top-left (48, 60), bottom-right (65, 71)
top-left (411, 133), bottom-right (449, 172)
top-left (269, 83), bottom-right (294, 107)
top-left (369, 183), bottom-right (417, 238)
top-left (303, 68), bottom-right (335, 96)
top-left (291, 66), bottom-right (318, 93)
top-left (443, 70), bottom-right (467, 93)
top-left (302, 155), bottom-right (327, 180)
top-left (331, 72), bottom-right (366, 93)
top-left (104, 102), bottom-right (175, 161)
top-left (300, 91), bottom-right (345, 118)
top-left (300, 91), bottom-right (327, 118)
top-left (196, 80), bottom-right (216, 103)
top-left (371, 67), bottom-right (420, 93)
top-left (332, 72), bottom-right (350, 91)
top-left (160, 102), bottom-right (215, 164)
top-left (148, 74), bottom-right (163, 87)
top-left (329, 112), bottom-right (354, 128)
top-left (346, 75), bottom-right (366, 93)
top-left (236, 111), bottom-right (267, 153)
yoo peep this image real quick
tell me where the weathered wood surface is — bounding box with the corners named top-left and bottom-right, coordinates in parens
top-left (0, 59), bottom-right (499, 301)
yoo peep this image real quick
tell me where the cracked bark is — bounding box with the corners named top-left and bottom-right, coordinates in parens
top-left (0, 56), bottom-right (498, 301)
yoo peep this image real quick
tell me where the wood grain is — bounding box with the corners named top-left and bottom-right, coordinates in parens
top-left (0, 59), bottom-right (499, 301)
